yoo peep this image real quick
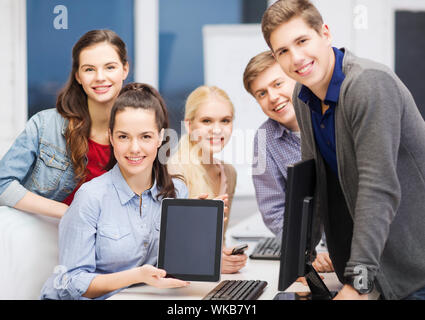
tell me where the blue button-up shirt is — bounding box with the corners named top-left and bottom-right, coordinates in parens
top-left (252, 118), bottom-right (301, 235)
top-left (298, 47), bottom-right (345, 175)
top-left (40, 163), bottom-right (188, 300)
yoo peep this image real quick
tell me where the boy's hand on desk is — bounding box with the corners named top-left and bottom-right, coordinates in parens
top-left (221, 247), bottom-right (247, 274)
top-left (312, 252), bottom-right (334, 272)
top-left (138, 265), bottom-right (190, 288)
top-left (333, 285), bottom-right (368, 300)
top-left (295, 275), bottom-right (324, 286)
top-left (296, 277), bottom-right (308, 286)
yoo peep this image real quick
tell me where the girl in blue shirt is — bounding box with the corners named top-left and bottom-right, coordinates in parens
top-left (40, 83), bottom-right (190, 300)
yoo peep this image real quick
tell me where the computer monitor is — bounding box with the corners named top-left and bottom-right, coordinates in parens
top-left (275, 159), bottom-right (335, 300)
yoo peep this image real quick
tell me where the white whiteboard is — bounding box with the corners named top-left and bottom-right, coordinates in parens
top-left (203, 24), bottom-right (269, 196)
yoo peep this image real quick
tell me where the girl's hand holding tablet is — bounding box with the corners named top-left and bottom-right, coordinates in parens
top-left (137, 265), bottom-right (190, 288)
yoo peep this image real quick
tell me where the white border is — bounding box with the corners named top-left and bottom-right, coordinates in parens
top-left (13, 0), bottom-right (28, 128)
top-left (0, 0), bottom-right (27, 157)
top-left (12, 0), bottom-right (28, 131)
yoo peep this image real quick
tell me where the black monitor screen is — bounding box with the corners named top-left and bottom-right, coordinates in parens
top-left (278, 159), bottom-right (316, 292)
top-left (163, 205), bottom-right (218, 275)
top-left (157, 199), bottom-right (224, 282)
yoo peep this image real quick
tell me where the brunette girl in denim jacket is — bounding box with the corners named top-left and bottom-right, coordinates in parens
top-left (0, 29), bottom-right (129, 218)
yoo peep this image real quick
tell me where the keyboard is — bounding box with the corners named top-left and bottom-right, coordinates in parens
top-left (249, 237), bottom-right (281, 260)
top-left (202, 280), bottom-right (268, 300)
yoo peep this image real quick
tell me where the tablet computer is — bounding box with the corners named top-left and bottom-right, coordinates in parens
top-left (157, 198), bottom-right (224, 282)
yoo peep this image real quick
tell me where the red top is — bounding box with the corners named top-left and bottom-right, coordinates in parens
top-left (63, 139), bottom-right (111, 206)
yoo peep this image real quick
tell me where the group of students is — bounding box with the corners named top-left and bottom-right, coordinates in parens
top-left (0, 0), bottom-right (424, 300)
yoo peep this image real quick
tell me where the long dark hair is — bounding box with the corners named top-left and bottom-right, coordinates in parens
top-left (106, 83), bottom-right (181, 199)
top-left (56, 29), bottom-right (128, 181)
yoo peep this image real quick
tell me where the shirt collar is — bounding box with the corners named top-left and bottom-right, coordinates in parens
top-left (298, 47), bottom-right (345, 107)
top-left (149, 179), bottom-right (161, 201)
top-left (324, 47), bottom-right (345, 105)
top-left (270, 118), bottom-right (291, 139)
top-left (111, 164), bottom-right (160, 205)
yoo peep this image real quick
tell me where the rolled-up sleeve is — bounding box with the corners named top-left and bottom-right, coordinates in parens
top-left (56, 186), bottom-right (100, 300)
top-left (0, 180), bottom-right (29, 207)
top-left (0, 115), bottom-right (40, 207)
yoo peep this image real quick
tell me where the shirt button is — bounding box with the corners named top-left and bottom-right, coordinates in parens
top-left (320, 124), bottom-right (325, 129)
top-left (144, 242), bottom-right (148, 248)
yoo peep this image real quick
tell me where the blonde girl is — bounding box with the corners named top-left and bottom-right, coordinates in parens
top-left (168, 85), bottom-right (247, 274)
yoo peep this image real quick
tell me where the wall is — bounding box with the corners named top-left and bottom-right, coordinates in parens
top-left (158, 0), bottom-right (244, 133)
top-left (203, 24), bottom-right (269, 196)
top-left (134, 0), bottom-right (158, 88)
top-left (0, 0), bottom-right (27, 158)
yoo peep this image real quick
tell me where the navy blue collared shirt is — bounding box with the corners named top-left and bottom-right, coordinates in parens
top-left (298, 47), bottom-right (345, 176)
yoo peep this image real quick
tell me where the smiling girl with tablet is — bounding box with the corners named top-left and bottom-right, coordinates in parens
top-left (40, 83), bottom-right (189, 300)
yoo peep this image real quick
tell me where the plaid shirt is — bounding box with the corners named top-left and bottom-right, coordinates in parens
top-left (252, 118), bottom-right (301, 235)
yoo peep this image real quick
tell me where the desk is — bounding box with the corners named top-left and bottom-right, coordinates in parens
top-left (108, 245), bottom-right (342, 300)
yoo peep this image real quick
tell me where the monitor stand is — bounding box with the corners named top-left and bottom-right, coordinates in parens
top-left (273, 262), bottom-right (337, 300)
top-left (304, 261), bottom-right (336, 300)
top-left (274, 194), bottom-right (338, 300)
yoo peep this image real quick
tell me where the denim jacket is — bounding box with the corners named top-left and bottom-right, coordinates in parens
top-left (0, 108), bottom-right (77, 207)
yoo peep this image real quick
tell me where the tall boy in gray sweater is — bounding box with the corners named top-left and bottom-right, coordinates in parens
top-left (262, 0), bottom-right (425, 300)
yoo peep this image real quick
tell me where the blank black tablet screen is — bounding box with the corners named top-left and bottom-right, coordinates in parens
top-left (162, 205), bottom-right (219, 276)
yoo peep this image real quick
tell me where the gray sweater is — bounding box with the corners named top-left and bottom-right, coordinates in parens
top-left (293, 48), bottom-right (425, 300)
